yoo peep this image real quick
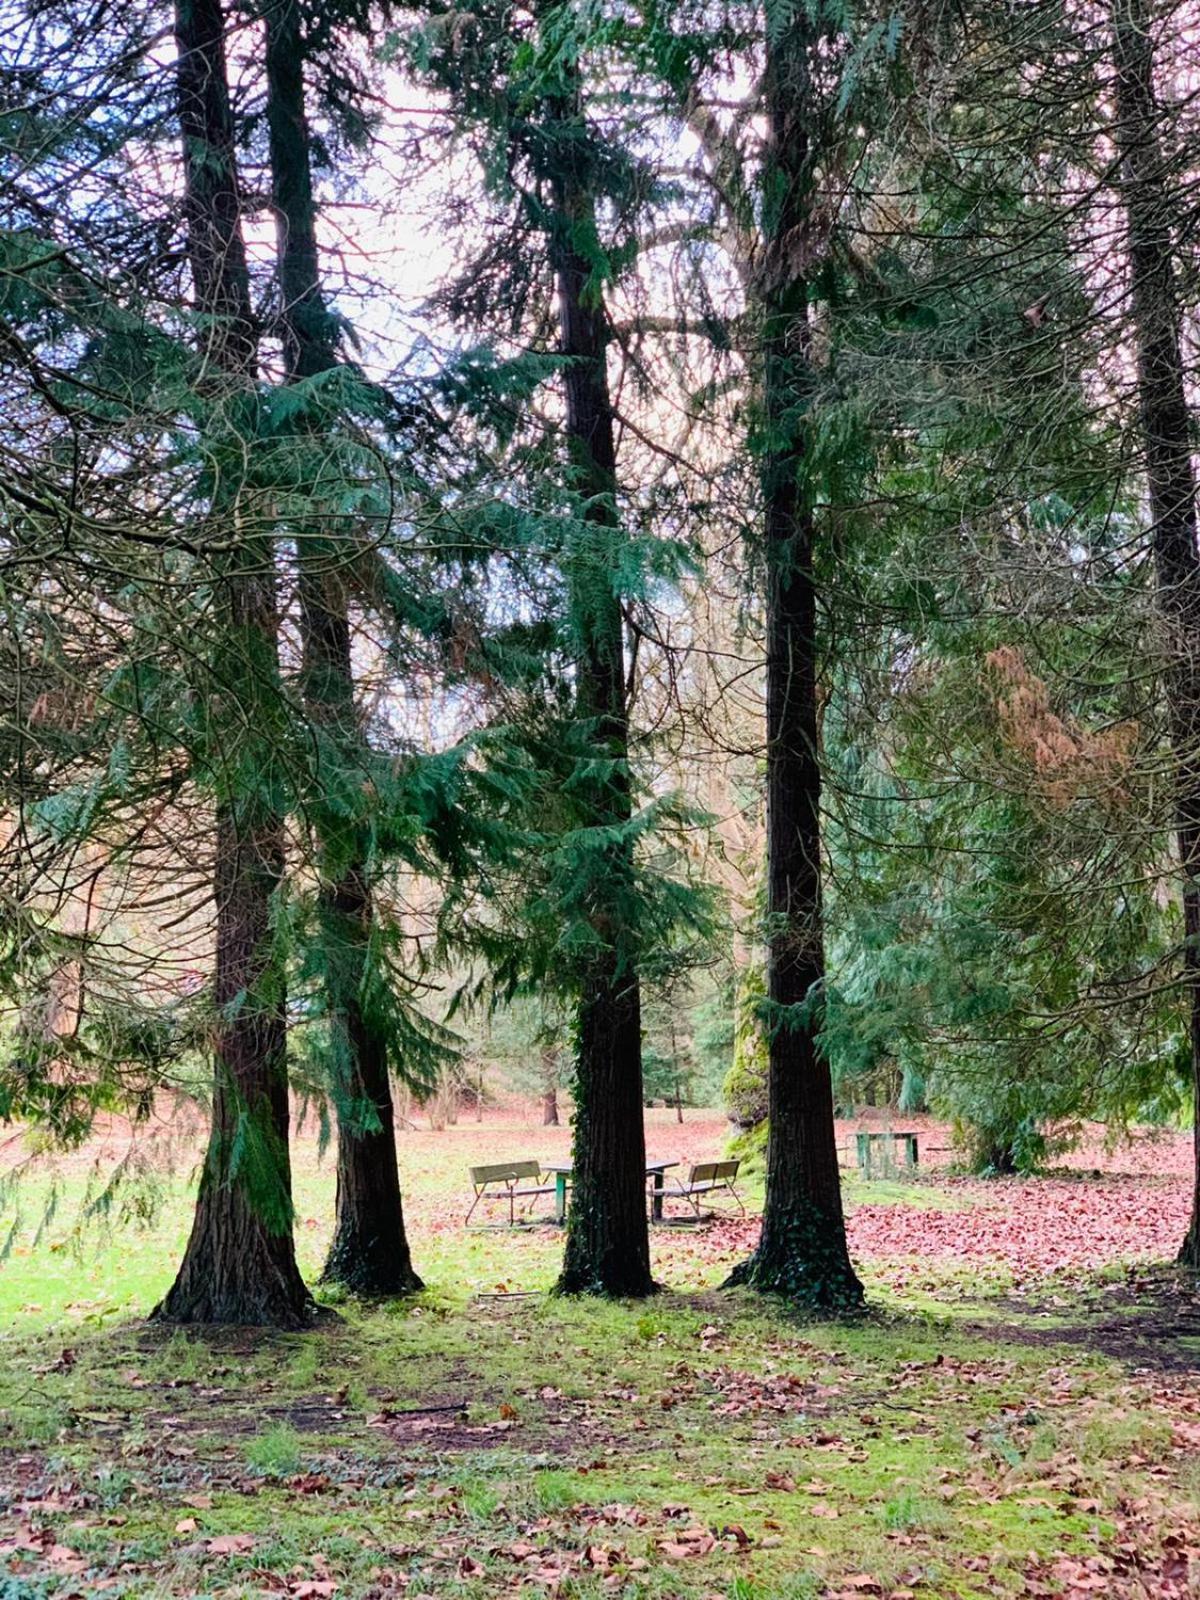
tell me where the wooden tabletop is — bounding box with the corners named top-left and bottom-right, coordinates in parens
top-left (543, 1161), bottom-right (679, 1175)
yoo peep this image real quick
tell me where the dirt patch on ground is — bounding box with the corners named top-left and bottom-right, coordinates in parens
top-left (974, 1267), bottom-right (1200, 1373)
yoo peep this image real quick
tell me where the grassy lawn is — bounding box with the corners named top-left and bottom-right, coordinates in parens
top-left (1, 1109), bottom-right (1198, 1598)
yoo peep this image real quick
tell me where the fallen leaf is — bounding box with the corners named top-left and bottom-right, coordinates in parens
top-left (660, 1538), bottom-right (715, 1559)
top-left (207, 1533), bottom-right (257, 1555)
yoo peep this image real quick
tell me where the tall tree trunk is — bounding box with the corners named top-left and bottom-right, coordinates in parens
top-left (541, 1045), bottom-right (560, 1127)
top-left (725, 8), bottom-right (861, 1308)
top-left (1112, 0), bottom-right (1200, 1267)
top-left (263, 0), bottom-right (420, 1296)
top-left (546, 86), bottom-right (653, 1299)
top-left (154, 0), bottom-right (311, 1327)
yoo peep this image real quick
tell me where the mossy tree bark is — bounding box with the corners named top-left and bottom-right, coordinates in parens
top-left (154, 0), bottom-right (311, 1327)
top-left (545, 77), bottom-right (654, 1301)
top-left (263, 0), bottom-right (420, 1296)
top-left (724, 4), bottom-right (861, 1311)
top-left (1112, 0), bottom-right (1200, 1268)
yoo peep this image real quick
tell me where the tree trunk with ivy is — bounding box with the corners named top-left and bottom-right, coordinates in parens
top-left (154, 0), bottom-right (311, 1327)
top-left (264, 0), bottom-right (420, 1296)
top-left (724, 4), bottom-right (862, 1310)
top-left (1112, 0), bottom-right (1200, 1268)
top-left (546, 80), bottom-right (654, 1301)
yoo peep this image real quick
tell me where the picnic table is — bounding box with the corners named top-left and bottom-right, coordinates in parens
top-left (855, 1130), bottom-right (919, 1174)
top-left (544, 1161), bottom-right (679, 1224)
top-left (465, 1160), bottom-right (556, 1225)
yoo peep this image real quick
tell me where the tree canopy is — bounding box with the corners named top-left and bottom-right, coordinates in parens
top-left (4, 0), bottom-right (1200, 1320)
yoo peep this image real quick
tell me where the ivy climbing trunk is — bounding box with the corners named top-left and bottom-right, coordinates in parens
top-left (154, 0), bottom-right (311, 1327)
top-left (725, 5), bottom-right (861, 1309)
top-left (264, 0), bottom-right (420, 1295)
top-left (547, 80), bottom-right (653, 1300)
top-left (1112, 0), bottom-right (1200, 1268)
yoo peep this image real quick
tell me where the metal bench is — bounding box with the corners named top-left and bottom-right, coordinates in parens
top-left (465, 1160), bottom-right (556, 1226)
top-left (666, 1158), bottom-right (746, 1219)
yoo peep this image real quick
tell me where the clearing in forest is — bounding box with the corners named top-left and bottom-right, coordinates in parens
top-left (1, 1108), bottom-right (1199, 1599)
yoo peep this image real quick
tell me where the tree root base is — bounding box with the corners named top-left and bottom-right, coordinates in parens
top-left (555, 1269), bottom-right (660, 1300)
top-left (319, 1261), bottom-right (424, 1298)
top-left (723, 1248), bottom-right (865, 1312)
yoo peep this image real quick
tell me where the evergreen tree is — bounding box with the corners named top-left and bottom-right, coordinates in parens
top-left (0, 3), bottom-right (209, 1144)
top-left (624, 0), bottom-right (879, 1303)
top-left (717, 1), bottom-right (860, 1307)
top-left (0, 0), bottom-right (532, 1303)
top-left (408, 0), bottom-right (716, 1297)
top-left (154, 0), bottom-right (312, 1327)
top-left (772, 0), bottom-right (1197, 1191)
top-left (262, 0), bottom-right (421, 1297)
top-left (1111, 0), bottom-right (1200, 1263)
top-left (542, 34), bottom-right (652, 1298)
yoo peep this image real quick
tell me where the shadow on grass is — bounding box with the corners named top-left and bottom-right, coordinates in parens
top-left (961, 1263), bottom-right (1200, 1373)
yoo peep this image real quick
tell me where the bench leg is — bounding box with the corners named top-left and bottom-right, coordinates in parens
top-left (465, 1188), bottom-right (483, 1226)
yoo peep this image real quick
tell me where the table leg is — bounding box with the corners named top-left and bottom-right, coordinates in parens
top-left (555, 1172), bottom-right (568, 1224)
top-left (651, 1171), bottom-right (664, 1223)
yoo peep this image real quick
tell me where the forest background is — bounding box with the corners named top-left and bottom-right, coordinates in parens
top-left (4, 0), bottom-right (1200, 1315)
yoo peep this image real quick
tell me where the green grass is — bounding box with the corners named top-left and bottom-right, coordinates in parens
top-left (0, 1121), bottom-right (1197, 1597)
top-left (842, 1173), bottom-right (980, 1211)
top-left (0, 1285), bottom-right (1193, 1598)
top-left (244, 1422), bottom-right (304, 1478)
